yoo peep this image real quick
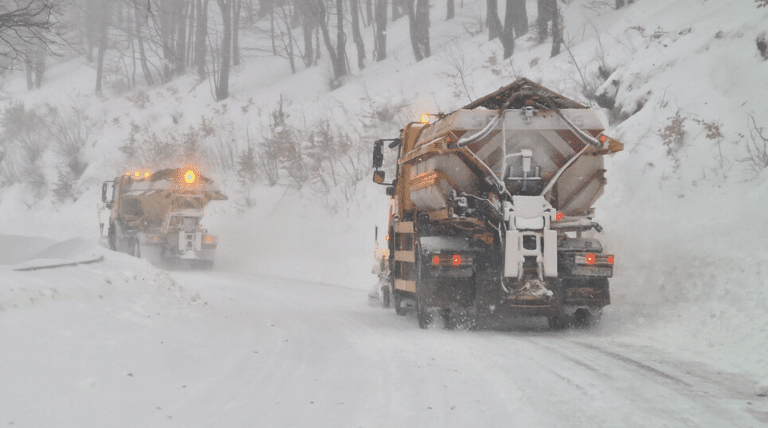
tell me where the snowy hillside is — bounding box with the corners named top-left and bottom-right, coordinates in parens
top-left (1, 0), bottom-right (768, 425)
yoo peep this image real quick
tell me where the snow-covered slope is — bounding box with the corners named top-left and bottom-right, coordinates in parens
top-left (1, 0), bottom-right (767, 416)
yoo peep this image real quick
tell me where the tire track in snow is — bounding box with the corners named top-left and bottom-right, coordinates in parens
top-left (528, 336), bottom-right (765, 428)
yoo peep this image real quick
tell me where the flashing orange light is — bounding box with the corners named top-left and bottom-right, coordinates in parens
top-left (144, 171), bottom-right (150, 178)
top-left (555, 211), bottom-right (564, 221)
top-left (205, 236), bottom-right (212, 243)
top-left (421, 114), bottom-right (430, 123)
top-left (134, 171), bottom-right (140, 177)
top-left (432, 255), bottom-right (440, 265)
top-left (607, 255), bottom-right (615, 265)
top-left (585, 253), bottom-right (596, 265)
top-left (385, 234), bottom-right (390, 241)
top-left (126, 172), bottom-right (131, 176)
top-left (452, 254), bottom-right (462, 266)
top-left (184, 170), bottom-right (196, 184)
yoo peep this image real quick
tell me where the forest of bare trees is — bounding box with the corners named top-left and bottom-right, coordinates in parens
top-left (0, 0), bottom-right (578, 100)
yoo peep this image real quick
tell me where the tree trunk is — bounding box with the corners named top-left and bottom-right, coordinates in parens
top-left (350, 0), bottom-right (366, 69)
top-left (300, 0), bottom-right (316, 67)
top-left (406, 0), bottom-right (422, 61)
top-left (374, 0), bottom-right (387, 61)
top-left (195, 0), bottom-right (210, 78)
top-left (85, 0), bottom-right (99, 62)
top-left (335, 0), bottom-right (349, 75)
top-left (233, 0), bottom-right (242, 66)
top-left (34, 38), bottom-right (46, 88)
top-left (216, 0), bottom-right (232, 100)
top-left (510, 0), bottom-right (527, 38)
top-left (187, 2), bottom-right (196, 68)
top-left (550, 0), bottom-right (561, 57)
top-left (487, 0), bottom-right (502, 41)
top-left (536, 0), bottom-right (553, 43)
top-left (95, 0), bottom-right (113, 94)
top-left (365, 0), bottom-right (373, 26)
top-left (446, 0), bottom-right (454, 20)
top-left (260, 0), bottom-right (273, 18)
top-left (316, 0), bottom-right (345, 84)
top-left (415, 0), bottom-right (430, 57)
top-left (281, 5), bottom-right (297, 73)
top-left (135, 1), bottom-right (154, 85)
top-left (176, 0), bottom-right (190, 75)
top-left (502, 0), bottom-right (514, 59)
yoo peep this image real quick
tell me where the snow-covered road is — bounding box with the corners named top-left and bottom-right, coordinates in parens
top-left (138, 270), bottom-right (768, 427)
top-left (2, 255), bottom-right (766, 427)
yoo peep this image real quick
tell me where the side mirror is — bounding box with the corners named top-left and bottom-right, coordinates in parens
top-left (373, 170), bottom-right (386, 184)
top-left (373, 140), bottom-right (384, 169)
top-left (385, 186), bottom-right (395, 196)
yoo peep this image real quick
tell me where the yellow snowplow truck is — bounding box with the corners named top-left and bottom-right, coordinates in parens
top-left (102, 167), bottom-right (227, 268)
top-left (372, 78), bottom-right (623, 329)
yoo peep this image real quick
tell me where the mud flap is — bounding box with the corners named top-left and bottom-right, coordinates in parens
top-left (504, 230), bottom-right (520, 278)
top-left (543, 229), bottom-right (558, 278)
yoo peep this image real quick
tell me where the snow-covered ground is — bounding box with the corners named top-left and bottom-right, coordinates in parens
top-left (1, 0), bottom-right (768, 426)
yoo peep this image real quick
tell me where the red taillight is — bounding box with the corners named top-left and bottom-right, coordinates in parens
top-left (585, 253), bottom-right (596, 265)
top-left (432, 255), bottom-right (440, 265)
top-left (452, 255), bottom-right (462, 266)
top-left (555, 212), bottom-right (564, 221)
top-left (607, 255), bottom-right (614, 264)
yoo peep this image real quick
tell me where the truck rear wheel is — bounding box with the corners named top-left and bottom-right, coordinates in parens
top-left (107, 222), bottom-right (116, 251)
top-left (380, 285), bottom-right (391, 308)
top-left (393, 291), bottom-right (407, 315)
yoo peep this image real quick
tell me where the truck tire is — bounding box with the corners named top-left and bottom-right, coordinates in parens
top-left (107, 222), bottom-right (117, 251)
top-left (441, 309), bottom-right (456, 330)
top-left (381, 285), bottom-right (391, 308)
top-left (393, 291), bottom-right (407, 315)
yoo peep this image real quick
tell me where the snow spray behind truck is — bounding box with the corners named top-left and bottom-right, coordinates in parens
top-left (372, 78), bottom-right (623, 329)
top-left (101, 167), bottom-right (227, 268)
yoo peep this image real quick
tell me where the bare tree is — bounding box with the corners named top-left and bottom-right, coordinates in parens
top-left (446, 0), bottom-right (454, 20)
top-left (298, 0), bottom-right (316, 67)
top-left (216, 0), bottom-right (233, 100)
top-left (94, 0), bottom-right (113, 94)
top-left (486, 0), bottom-right (501, 41)
top-left (407, 0), bottom-right (429, 61)
top-left (232, 0), bottom-right (242, 65)
top-left (373, 0), bottom-right (386, 61)
top-left (536, 0), bottom-right (560, 56)
top-left (316, 0), bottom-right (347, 85)
top-left (536, 0), bottom-right (550, 42)
top-left (350, 0), bottom-right (366, 69)
top-left (194, 0), bottom-right (210, 77)
top-left (550, 0), bottom-right (561, 57)
top-left (501, 0), bottom-right (514, 59)
top-left (509, 0), bottom-right (527, 37)
top-left (0, 0), bottom-right (62, 72)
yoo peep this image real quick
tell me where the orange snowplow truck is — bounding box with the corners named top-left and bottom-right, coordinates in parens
top-left (102, 167), bottom-right (227, 269)
top-left (372, 78), bottom-right (623, 329)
